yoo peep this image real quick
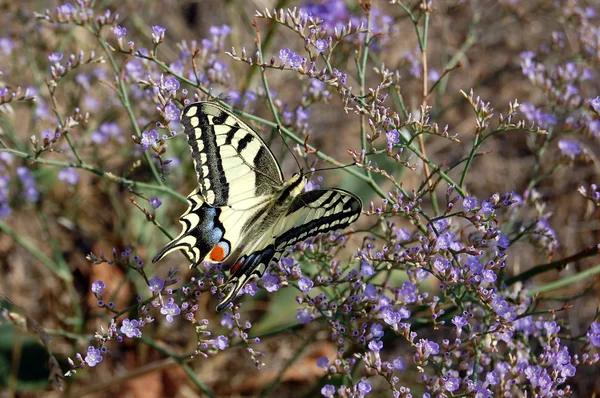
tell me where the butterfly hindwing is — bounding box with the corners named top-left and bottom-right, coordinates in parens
top-left (215, 189), bottom-right (362, 311)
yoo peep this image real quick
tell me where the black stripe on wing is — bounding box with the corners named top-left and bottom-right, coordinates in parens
top-left (182, 103), bottom-right (231, 205)
top-left (216, 245), bottom-right (279, 312)
top-left (275, 189), bottom-right (362, 250)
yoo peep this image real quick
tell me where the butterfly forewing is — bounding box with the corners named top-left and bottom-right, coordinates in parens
top-left (182, 102), bottom-right (283, 207)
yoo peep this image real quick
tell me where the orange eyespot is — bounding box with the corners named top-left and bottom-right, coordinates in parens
top-left (209, 243), bottom-right (229, 262)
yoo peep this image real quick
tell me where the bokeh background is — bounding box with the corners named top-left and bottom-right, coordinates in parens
top-left (1, 0), bottom-right (599, 396)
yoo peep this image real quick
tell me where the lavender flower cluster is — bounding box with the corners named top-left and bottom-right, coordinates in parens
top-left (0, 0), bottom-right (599, 396)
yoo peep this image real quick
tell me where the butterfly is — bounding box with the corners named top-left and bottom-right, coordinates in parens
top-left (153, 101), bottom-right (362, 311)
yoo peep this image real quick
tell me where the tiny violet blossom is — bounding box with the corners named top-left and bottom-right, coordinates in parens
top-left (91, 281), bottom-right (106, 295)
top-left (242, 281), bottom-right (258, 296)
top-left (48, 52), bottom-right (63, 63)
top-left (150, 197), bottom-right (162, 210)
top-left (140, 129), bottom-right (159, 150)
top-left (160, 297), bottom-right (181, 322)
top-left (463, 196), bottom-right (477, 211)
top-left (392, 357), bottom-right (406, 370)
top-left (148, 276), bottom-right (164, 292)
top-left (213, 335), bottom-right (228, 350)
top-left (589, 96), bottom-right (600, 114)
top-left (386, 129), bottom-right (400, 144)
top-left (298, 276), bottom-right (314, 292)
top-left (279, 48), bottom-right (303, 68)
top-left (358, 381), bottom-right (372, 395)
top-left (444, 376), bottom-right (460, 392)
top-left (163, 76), bottom-right (180, 91)
top-left (58, 168), bottom-right (79, 185)
top-left (317, 356), bottom-right (330, 370)
top-left (321, 384), bottom-right (336, 397)
top-left (84, 346), bottom-right (103, 367)
top-left (120, 318), bottom-right (142, 338)
top-left (113, 25), bottom-right (127, 38)
top-left (262, 273), bottom-right (280, 292)
top-left (297, 308), bottom-right (313, 324)
top-left (368, 340), bottom-right (383, 352)
top-left (151, 25), bottom-right (166, 43)
top-left (164, 103), bottom-right (180, 121)
top-left (315, 38), bottom-right (328, 52)
top-left (452, 315), bottom-right (468, 329)
top-left (558, 139), bottom-right (582, 157)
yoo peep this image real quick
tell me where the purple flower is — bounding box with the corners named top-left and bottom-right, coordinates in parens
top-left (420, 339), bottom-right (439, 357)
top-left (433, 257), bottom-right (450, 273)
top-left (210, 24), bottom-right (232, 37)
top-left (392, 356), bottom-right (406, 370)
top-left (140, 129), bottom-right (159, 150)
top-left (428, 69), bottom-right (441, 82)
top-left (357, 380), bottom-right (371, 395)
top-left (587, 321), bottom-right (600, 347)
top-left (91, 280), bottom-right (106, 295)
top-left (452, 315), bottom-right (468, 329)
top-left (369, 323), bottom-right (384, 339)
top-left (58, 168), bottom-right (79, 185)
top-left (558, 139), bottom-right (582, 157)
top-left (160, 297), bottom-right (181, 322)
top-left (589, 96), bottom-right (600, 114)
top-left (297, 308), bottom-right (313, 324)
top-left (84, 346), bottom-right (103, 367)
top-left (148, 277), bottom-right (164, 292)
top-left (92, 122), bottom-right (121, 144)
top-left (242, 281), bottom-right (258, 296)
top-left (58, 3), bottom-right (76, 14)
top-left (164, 103), bottom-right (180, 121)
top-left (315, 39), bottom-right (328, 52)
top-left (120, 318), bottom-right (142, 338)
top-left (48, 52), bottom-right (63, 63)
top-left (444, 376), bottom-right (460, 392)
top-left (0, 37), bottom-right (14, 55)
top-left (497, 235), bottom-right (510, 248)
top-left (481, 201), bottom-right (494, 214)
top-left (400, 281), bottom-right (417, 303)
top-left (321, 384), bottom-right (335, 397)
top-left (368, 340), bottom-right (383, 352)
top-left (152, 25), bottom-right (166, 39)
top-left (164, 77), bottom-right (180, 91)
top-left (17, 167), bottom-right (39, 203)
top-left (486, 371), bottom-right (499, 385)
top-left (213, 335), bottom-right (228, 350)
top-left (317, 356), bottom-right (329, 369)
top-left (150, 197), bottom-right (162, 210)
top-left (364, 284), bottom-right (377, 299)
top-left (114, 25), bottom-right (127, 38)
top-left (298, 276), bottom-right (314, 292)
top-left (382, 307), bottom-right (400, 326)
top-left (279, 48), bottom-right (303, 68)
top-left (262, 273), bottom-right (280, 292)
top-left (482, 269), bottom-right (497, 283)
top-left (463, 196), bottom-right (477, 211)
top-left (360, 261), bottom-right (375, 276)
top-left (386, 129), bottom-right (400, 144)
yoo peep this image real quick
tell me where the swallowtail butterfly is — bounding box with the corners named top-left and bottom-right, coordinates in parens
top-left (153, 101), bottom-right (362, 311)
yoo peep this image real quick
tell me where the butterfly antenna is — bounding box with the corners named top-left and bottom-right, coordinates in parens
top-left (276, 124), bottom-right (303, 173)
top-left (311, 162), bottom-right (358, 174)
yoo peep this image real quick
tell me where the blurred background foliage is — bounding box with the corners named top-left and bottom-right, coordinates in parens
top-left (0, 0), bottom-right (599, 396)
